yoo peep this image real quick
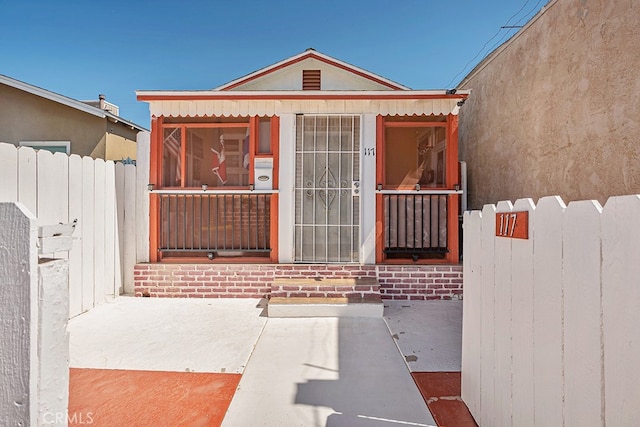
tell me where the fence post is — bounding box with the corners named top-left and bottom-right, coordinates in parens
top-left (0, 203), bottom-right (72, 426)
top-left (0, 202), bottom-right (39, 426)
top-left (38, 258), bottom-right (70, 426)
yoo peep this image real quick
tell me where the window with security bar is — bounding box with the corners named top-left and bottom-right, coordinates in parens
top-left (381, 117), bottom-right (449, 260)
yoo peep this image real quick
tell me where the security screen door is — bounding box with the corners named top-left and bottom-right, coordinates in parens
top-left (294, 115), bottom-right (360, 263)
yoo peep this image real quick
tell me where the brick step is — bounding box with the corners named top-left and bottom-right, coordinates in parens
top-left (268, 278), bottom-right (382, 318)
top-left (270, 278), bottom-right (380, 298)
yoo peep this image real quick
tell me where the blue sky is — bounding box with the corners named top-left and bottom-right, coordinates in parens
top-left (1, 0), bottom-right (546, 128)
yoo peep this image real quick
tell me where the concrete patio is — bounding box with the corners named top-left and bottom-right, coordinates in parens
top-left (67, 297), bottom-right (473, 426)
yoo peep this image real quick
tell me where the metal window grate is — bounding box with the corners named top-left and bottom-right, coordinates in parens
top-left (383, 193), bottom-right (448, 259)
top-left (158, 193), bottom-right (271, 255)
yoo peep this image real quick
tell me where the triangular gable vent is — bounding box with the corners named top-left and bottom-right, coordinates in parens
top-left (303, 70), bottom-right (321, 90)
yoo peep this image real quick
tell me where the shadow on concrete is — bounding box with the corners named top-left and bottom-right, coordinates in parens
top-left (294, 318), bottom-right (436, 427)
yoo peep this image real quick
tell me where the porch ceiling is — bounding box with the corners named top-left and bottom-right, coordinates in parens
top-left (137, 91), bottom-right (468, 117)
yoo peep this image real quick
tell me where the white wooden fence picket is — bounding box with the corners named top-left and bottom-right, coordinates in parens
top-left (462, 194), bottom-right (640, 426)
top-left (493, 200), bottom-right (512, 427)
top-left (0, 142), bottom-right (137, 318)
top-left (510, 198), bottom-right (535, 427)
top-left (532, 196), bottom-right (564, 427)
top-left (563, 200), bottom-right (603, 426)
top-left (18, 146), bottom-right (37, 216)
top-left (602, 195), bottom-right (640, 427)
top-left (461, 209), bottom-right (482, 418)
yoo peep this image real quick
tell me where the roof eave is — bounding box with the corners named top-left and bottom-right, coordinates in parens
top-left (0, 74), bottom-right (106, 118)
top-left (136, 89), bottom-right (470, 101)
top-left (105, 111), bottom-right (149, 132)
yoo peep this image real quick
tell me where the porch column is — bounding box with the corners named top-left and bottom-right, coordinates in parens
top-left (361, 114), bottom-right (377, 264)
top-left (277, 113), bottom-right (296, 263)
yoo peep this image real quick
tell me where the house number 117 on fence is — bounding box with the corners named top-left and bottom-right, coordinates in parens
top-left (495, 211), bottom-right (529, 239)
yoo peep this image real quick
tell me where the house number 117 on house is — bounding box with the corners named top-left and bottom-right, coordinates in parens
top-left (495, 211), bottom-right (529, 239)
top-left (364, 148), bottom-right (375, 156)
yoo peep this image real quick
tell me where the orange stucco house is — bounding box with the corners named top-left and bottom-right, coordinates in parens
top-left (135, 49), bottom-right (468, 301)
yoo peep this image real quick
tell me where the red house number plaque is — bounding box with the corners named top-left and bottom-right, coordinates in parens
top-left (495, 211), bottom-right (529, 239)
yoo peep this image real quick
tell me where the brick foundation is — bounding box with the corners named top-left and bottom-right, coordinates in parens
top-left (133, 264), bottom-right (463, 300)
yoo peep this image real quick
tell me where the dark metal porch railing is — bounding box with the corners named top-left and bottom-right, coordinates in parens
top-left (383, 193), bottom-right (449, 259)
top-left (157, 192), bottom-right (271, 255)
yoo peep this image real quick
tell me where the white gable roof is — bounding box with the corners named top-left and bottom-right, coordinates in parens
top-left (215, 49), bottom-right (410, 91)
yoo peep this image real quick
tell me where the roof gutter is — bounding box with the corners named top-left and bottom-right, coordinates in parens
top-left (137, 90), bottom-right (470, 102)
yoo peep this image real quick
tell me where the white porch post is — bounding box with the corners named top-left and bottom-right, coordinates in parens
top-left (360, 114), bottom-right (377, 265)
top-left (277, 114), bottom-right (296, 263)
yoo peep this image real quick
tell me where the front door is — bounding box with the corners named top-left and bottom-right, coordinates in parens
top-left (294, 115), bottom-right (360, 262)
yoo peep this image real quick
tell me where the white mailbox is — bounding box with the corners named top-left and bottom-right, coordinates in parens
top-left (254, 157), bottom-right (273, 190)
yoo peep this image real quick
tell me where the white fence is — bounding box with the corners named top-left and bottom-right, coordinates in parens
top-left (461, 195), bottom-right (640, 426)
top-left (0, 142), bottom-right (138, 318)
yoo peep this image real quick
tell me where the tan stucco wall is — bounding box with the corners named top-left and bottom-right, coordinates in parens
top-left (0, 84), bottom-right (138, 158)
top-left (105, 133), bottom-right (137, 161)
top-left (458, 0), bottom-right (640, 209)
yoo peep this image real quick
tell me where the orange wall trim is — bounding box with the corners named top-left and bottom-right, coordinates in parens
top-left (446, 114), bottom-right (460, 263)
top-left (269, 194), bottom-right (279, 263)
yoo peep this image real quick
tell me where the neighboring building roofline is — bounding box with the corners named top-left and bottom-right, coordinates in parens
top-left (457, 0), bottom-right (558, 88)
top-left (213, 49), bottom-right (411, 91)
top-left (104, 110), bottom-right (148, 132)
top-left (0, 74), bottom-right (147, 132)
top-left (1, 74), bottom-right (106, 118)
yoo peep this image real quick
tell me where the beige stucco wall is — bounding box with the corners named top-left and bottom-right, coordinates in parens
top-left (458, 0), bottom-right (640, 209)
top-left (0, 84), bottom-right (139, 158)
top-left (104, 133), bottom-right (137, 161)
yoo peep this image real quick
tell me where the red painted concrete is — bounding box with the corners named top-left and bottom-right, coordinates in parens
top-left (69, 368), bottom-right (240, 427)
top-left (412, 372), bottom-right (478, 427)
